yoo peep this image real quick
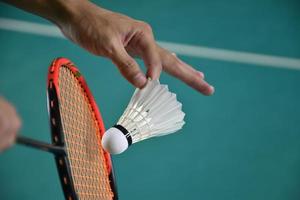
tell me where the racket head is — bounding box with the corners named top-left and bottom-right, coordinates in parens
top-left (47, 58), bottom-right (118, 200)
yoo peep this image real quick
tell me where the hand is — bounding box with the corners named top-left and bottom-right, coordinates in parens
top-left (4, 0), bottom-right (214, 95)
top-left (56, 1), bottom-right (214, 95)
top-left (0, 97), bottom-right (21, 152)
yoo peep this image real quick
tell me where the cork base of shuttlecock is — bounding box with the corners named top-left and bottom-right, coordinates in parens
top-left (101, 125), bottom-right (132, 154)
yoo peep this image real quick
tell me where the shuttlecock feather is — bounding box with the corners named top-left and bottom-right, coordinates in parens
top-left (102, 79), bottom-right (185, 154)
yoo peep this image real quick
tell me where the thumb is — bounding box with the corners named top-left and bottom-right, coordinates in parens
top-left (110, 46), bottom-right (147, 88)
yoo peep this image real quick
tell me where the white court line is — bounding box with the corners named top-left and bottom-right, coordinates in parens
top-left (0, 18), bottom-right (63, 37)
top-left (1, 17), bottom-right (300, 70)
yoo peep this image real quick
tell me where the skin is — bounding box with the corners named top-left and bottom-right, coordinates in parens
top-left (0, 97), bottom-right (21, 152)
top-left (1, 0), bottom-right (214, 152)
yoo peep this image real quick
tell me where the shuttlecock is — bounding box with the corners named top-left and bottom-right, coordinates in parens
top-left (101, 79), bottom-right (185, 154)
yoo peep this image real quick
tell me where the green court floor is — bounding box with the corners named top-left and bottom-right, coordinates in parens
top-left (1, 1), bottom-right (300, 200)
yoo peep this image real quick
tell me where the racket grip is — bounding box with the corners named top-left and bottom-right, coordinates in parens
top-left (16, 136), bottom-right (66, 156)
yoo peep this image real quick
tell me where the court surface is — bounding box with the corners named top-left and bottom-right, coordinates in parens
top-left (1, 1), bottom-right (300, 200)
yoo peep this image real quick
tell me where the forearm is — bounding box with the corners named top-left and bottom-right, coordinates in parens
top-left (3, 0), bottom-right (81, 25)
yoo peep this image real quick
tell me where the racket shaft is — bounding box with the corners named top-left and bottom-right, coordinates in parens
top-left (17, 136), bottom-right (65, 155)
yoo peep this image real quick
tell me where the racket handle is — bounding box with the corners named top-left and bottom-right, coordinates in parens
top-left (16, 136), bottom-right (66, 156)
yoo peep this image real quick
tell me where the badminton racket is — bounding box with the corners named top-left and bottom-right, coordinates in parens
top-left (16, 58), bottom-right (118, 200)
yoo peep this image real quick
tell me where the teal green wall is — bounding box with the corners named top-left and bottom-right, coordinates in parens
top-left (1, 1), bottom-right (300, 199)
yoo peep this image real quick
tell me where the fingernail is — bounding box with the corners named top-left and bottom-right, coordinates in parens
top-left (134, 73), bottom-right (147, 88)
top-left (148, 64), bottom-right (162, 80)
top-left (7, 136), bottom-right (16, 147)
top-left (209, 86), bottom-right (215, 94)
top-left (149, 72), bottom-right (160, 80)
top-left (197, 71), bottom-right (205, 79)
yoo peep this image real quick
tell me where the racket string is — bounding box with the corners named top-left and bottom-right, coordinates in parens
top-left (58, 66), bottom-right (114, 200)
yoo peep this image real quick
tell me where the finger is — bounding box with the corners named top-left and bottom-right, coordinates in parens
top-left (0, 124), bottom-right (17, 152)
top-left (7, 130), bottom-right (17, 146)
top-left (0, 97), bottom-right (21, 152)
top-left (171, 52), bottom-right (204, 79)
top-left (137, 37), bottom-right (162, 80)
top-left (3, 129), bottom-right (17, 149)
top-left (197, 71), bottom-right (205, 79)
top-left (110, 45), bottom-right (147, 88)
top-left (0, 140), bottom-right (9, 152)
top-left (161, 49), bottom-right (214, 95)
